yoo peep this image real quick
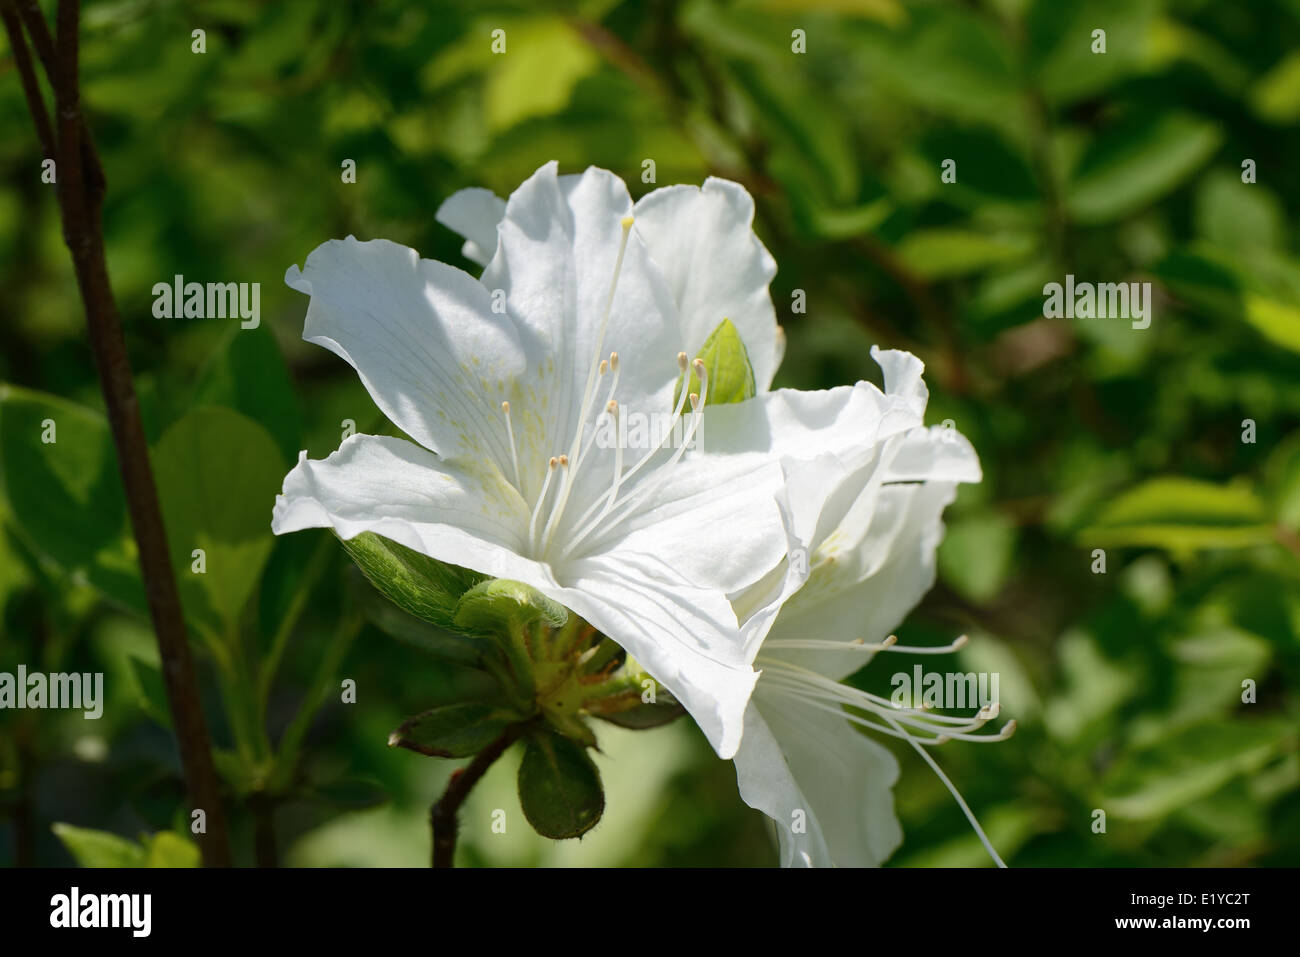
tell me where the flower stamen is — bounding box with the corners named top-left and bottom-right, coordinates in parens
top-left (501, 400), bottom-right (523, 494)
top-left (756, 633), bottom-right (1010, 868)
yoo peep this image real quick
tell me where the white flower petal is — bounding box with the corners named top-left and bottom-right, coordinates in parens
top-left (481, 162), bottom-right (683, 455)
top-left (633, 178), bottom-right (780, 389)
top-left (735, 691), bottom-right (902, 867)
top-left (550, 553), bottom-right (758, 761)
top-left (770, 480), bottom-right (963, 682)
top-left (435, 186), bottom-right (507, 268)
top-left (573, 450), bottom-right (787, 595)
top-left (703, 379), bottom-right (922, 470)
top-left (885, 424), bottom-right (982, 484)
top-left (284, 237), bottom-right (525, 464)
top-left (272, 433), bottom-right (543, 579)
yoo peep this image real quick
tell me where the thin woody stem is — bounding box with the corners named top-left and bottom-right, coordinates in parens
top-left (2, 0), bottom-right (231, 866)
top-left (430, 723), bottom-right (527, 868)
top-left (0, 6), bottom-right (54, 160)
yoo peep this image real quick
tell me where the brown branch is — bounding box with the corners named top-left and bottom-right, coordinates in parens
top-left (430, 724), bottom-right (527, 868)
top-left (3, 0), bottom-right (231, 866)
top-left (14, 0), bottom-right (103, 200)
top-left (0, 6), bottom-right (54, 160)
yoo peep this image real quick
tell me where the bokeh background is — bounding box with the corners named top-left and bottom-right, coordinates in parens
top-left (2, 0), bottom-right (1299, 867)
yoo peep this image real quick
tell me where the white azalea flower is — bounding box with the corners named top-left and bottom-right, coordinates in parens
top-left (731, 349), bottom-right (1013, 867)
top-left (273, 162), bottom-right (879, 759)
top-left (437, 173), bottom-right (784, 391)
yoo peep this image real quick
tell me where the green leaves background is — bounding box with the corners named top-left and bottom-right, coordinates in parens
top-left (2, 0), bottom-right (1298, 866)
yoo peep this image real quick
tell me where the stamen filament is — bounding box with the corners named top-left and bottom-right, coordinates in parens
top-left (564, 358), bottom-right (709, 556)
top-left (527, 457), bottom-right (560, 552)
top-left (563, 352), bottom-right (692, 542)
top-left (501, 400), bottom-right (523, 494)
top-left (764, 635), bottom-right (969, 655)
top-left (879, 710), bottom-right (1008, 868)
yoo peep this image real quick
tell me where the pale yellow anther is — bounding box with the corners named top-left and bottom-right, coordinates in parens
top-left (558, 454), bottom-right (569, 467)
top-left (609, 351), bottom-right (619, 370)
top-left (677, 352), bottom-right (688, 371)
top-left (599, 360), bottom-right (608, 375)
top-left (689, 393), bottom-right (700, 411)
top-left (882, 635), bottom-right (899, 648)
top-left (548, 456), bottom-right (558, 468)
top-left (606, 399), bottom-right (618, 414)
top-left (692, 357), bottom-right (707, 377)
top-left (620, 215), bottom-right (634, 229)
top-left (501, 400), bottom-right (510, 413)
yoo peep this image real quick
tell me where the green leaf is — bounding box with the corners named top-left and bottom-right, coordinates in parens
top-left (1026, 0), bottom-right (1159, 106)
top-left (192, 324), bottom-right (302, 464)
top-left (1251, 50), bottom-right (1300, 124)
top-left (850, 8), bottom-right (1020, 129)
top-left (918, 128), bottom-right (1040, 205)
top-left (517, 730), bottom-right (604, 839)
top-left (153, 406), bottom-right (286, 639)
top-left (142, 832), bottom-right (200, 868)
top-left (126, 655), bottom-right (172, 729)
top-left (341, 531), bottom-right (485, 632)
top-left (389, 703), bottom-right (520, 758)
top-left (895, 230), bottom-right (1033, 280)
top-left (52, 824), bottom-right (199, 868)
top-left (1101, 720), bottom-right (1286, 820)
top-left (675, 318), bottom-right (757, 408)
top-left (1067, 113), bottom-right (1222, 224)
top-left (452, 578), bottom-right (568, 636)
top-left (427, 17), bottom-right (599, 134)
top-left (938, 512), bottom-right (1017, 602)
top-left (1265, 434), bottom-right (1300, 530)
top-left (1194, 171), bottom-right (1283, 252)
top-left (52, 823), bottom-right (147, 868)
top-left (1242, 294), bottom-right (1300, 353)
top-left (0, 385), bottom-right (143, 611)
top-left (1078, 477), bottom-right (1275, 550)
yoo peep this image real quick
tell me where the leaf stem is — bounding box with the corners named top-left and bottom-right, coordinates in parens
top-left (430, 723), bottom-right (527, 868)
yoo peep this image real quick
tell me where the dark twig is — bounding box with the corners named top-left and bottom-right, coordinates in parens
top-left (2, 0), bottom-right (231, 866)
top-left (14, 0), bottom-right (104, 200)
top-left (430, 724), bottom-right (527, 868)
top-left (0, 6), bottom-right (54, 160)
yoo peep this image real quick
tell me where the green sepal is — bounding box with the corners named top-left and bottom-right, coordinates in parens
top-left (517, 729), bottom-right (605, 840)
top-left (586, 672), bottom-right (685, 729)
top-left (340, 532), bottom-right (485, 631)
top-left (674, 317), bottom-right (757, 408)
top-left (452, 578), bottom-right (568, 636)
top-left (388, 703), bottom-right (523, 758)
top-left (590, 694), bottom-right (685, 729)
top-left (348, 565), bottom-right (484, 667)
